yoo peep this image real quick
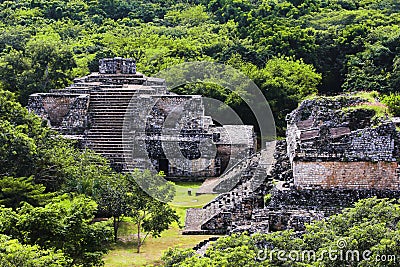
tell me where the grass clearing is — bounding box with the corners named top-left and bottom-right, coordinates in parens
top-left (103, 181), bottom-right (219, 266)
top-left (342, 102), bottom-right (389, 121)
top-left (103, 221), bottom-right (216, 267)
top-left (171, 181), bottom-right (217, 207)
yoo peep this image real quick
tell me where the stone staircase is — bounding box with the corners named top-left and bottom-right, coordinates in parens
top-left (193, 237), bottom-right (220, 255)
top-left (196, 153), bottom-right (254, 195)
top-left (183, 142), bottom-right (276, 235)
top-left (84, 88), bottom-right (137, 168)
top-left (62, 72), bottom-right (166, 170)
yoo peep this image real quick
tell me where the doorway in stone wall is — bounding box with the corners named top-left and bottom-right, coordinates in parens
top-left (158, 158), bottom-right (169, 176)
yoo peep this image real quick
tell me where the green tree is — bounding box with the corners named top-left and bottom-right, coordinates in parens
top-left (0, 176), bottom-right (51, 209)
top-left (0, 33), bottom-right (76, 104)
top-left (0, 120), bottom-right (37, 177)
top-left (164, 5), bottom-right (210, 27)
top-left (15, 194), bottom-right (113, 266)
top-left (0, 234), bottom-right (71, 267)
top-left (342, 25), bottom-right (400, 94)
top-left (94, 173), bottom-right (130, 242)
top-left (125, 170), bottom-right (179, 253)
top-left (381, 93), bottom-right (400, 116)
top-left (252, 57), bottom-right (321, 135)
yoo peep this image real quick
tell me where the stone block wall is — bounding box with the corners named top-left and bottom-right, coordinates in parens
top-left (289, 123), bottom-right (397, 162)
top-left (234, 186), bottom-right (400, 234)
top-left (293, 161), bottom-right (400, 190)
top-left (124, 94), bottom-right (256, 178)
top-left (28, 93), bottom-right (89, 134)
top-left (99, 57), bottom-right (136, 74)
top-left (286, 95), bottom-right (400, 190)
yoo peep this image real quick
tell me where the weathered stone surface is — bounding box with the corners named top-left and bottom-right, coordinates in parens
top-left (183, 142), bottom-right (276, 235)
top-left (293, 161), bottom-right (400, 190)
top-left (28, 93), bottom-right (89, 134)
top-left (286, 95), bottom-right (400, 190)
top-left (99, 57), bottom-right (136, 74)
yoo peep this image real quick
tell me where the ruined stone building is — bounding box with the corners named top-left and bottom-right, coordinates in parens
top-left (184, 94), bottom-right (400, 240)
top-left (26, 58), bottom-right (400, 244)
top-left (28, 58), bottom-right (256, 178)
top-left (287, 96), bottom-right (400, 190)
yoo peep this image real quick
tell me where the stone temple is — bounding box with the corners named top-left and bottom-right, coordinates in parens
top-left (27, 58), bottom-right (256, 178)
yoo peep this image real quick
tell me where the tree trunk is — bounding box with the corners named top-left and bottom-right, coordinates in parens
top-left (113, 216), bottom-right (119, 242)
top-left (137, 222), bottom-right (141, 253)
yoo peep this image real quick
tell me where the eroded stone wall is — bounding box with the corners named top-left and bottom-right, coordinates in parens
top-left (99, 57), bottom-right (136, 74)
top-left (293, 161), bottom-right (400, 190)
top-left (28, 93), bottom-right (89, 134)
top-left (286, 95), bottom-right (400, 190)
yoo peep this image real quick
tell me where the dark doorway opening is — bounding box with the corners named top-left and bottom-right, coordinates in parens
top-left (158, 158), bottom-right (169, 176)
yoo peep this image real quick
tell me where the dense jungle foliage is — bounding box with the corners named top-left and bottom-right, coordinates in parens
top-left (0, 0), bottom-right (399, 266)
top-left (0, 0), bottom-right (399, 134)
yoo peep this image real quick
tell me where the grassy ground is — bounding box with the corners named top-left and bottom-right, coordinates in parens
top-left (103, 181), bottom-right (219, 267)
top-left (171, 181), bottom-right (217, 207)
top-left (103, 221), bottom-right (215, 267)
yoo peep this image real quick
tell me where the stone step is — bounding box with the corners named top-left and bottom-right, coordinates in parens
top-left (91, 115), bottom-right (126, 118)
top-left (85, 137), bottom-right (125, 141)
top-left (87, 131), bottom-right (123, 134)
top-left (90, 126), bottom-right (125, 130)
top-left (89, 95), bottom-right (135, 98)
top-left (90, 92), bottom-right (135, 95)
top-left (184, 208), bottom-right (205, 231)
top-left (89, 104), bottom-right (130, 108)
top-left (86, 143), bottom-right (131, 148)
top-left (91, 119), bottom-right (125, 122)
top-left (89, 98), bottom-right (133, 102)
top-left (85, 136), bottom-right (124, 140)
top-left (90, 92), bottom-right (136, 96)
top-left (90, 115), bottom-right (127, 118)
top-left (92, 109), bottom-right (127, 112)
top-left (89, 99), bottom-right (133, 103)
top-left (88, 127), bottom-right (124, 130)
top-left (86, 132), bottom-right (123, 136)
top-left (89, 97), bottom-right (132, 101)
top-left (87, 131), bottom-right (123, 135)
top-left (91, 117), bottom-right (125, 120)
top-left (87, 143), bottom-right (125, 148)
top-left (85, 137), bottom-right (125, 145)
top-left (90, 122), bottom-right (125, 127)
top-left (88, 149), bottom-right (126, 154)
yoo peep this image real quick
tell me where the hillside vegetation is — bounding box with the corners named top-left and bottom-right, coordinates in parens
top-left (0, 0), bottom-right (399, 134)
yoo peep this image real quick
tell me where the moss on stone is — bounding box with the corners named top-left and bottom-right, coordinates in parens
top-left (342, 103), bottom-right (390, 124)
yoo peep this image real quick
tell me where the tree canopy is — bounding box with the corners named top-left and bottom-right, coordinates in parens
top-left (0, 0), bottom-right (398, 134)
top-left (163, 197), bottom-right (400, 266)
